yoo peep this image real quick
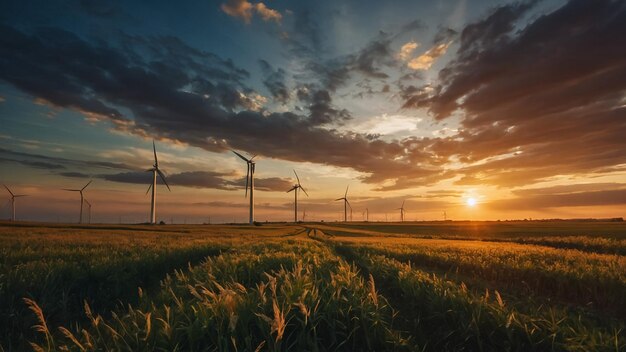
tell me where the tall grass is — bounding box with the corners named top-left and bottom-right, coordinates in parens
top-left (335, 244), bottom-right (625, 351)
top-left (34, 241), bottom-right (415, 351)
top-left (335, 239), bottom-right (626, 317)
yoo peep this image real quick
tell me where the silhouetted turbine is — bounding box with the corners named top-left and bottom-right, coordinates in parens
top-left (4, 185), bottom-right (27, 221)
top-left (396, 200), bottom-right (406, 222)
top-left (233, 150), bottom-right (257, 224)
top-left (287, 169), bottom-right (309, 223)
top-left (335, 185), bottom-right (351, 222)
top-left (146, 141), bottom-right (171, 224)
top-left (63, 180), bottom-right (92, 224)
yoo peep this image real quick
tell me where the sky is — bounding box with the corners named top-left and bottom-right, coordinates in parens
top-left (0, 0), bottom-right (625, 223)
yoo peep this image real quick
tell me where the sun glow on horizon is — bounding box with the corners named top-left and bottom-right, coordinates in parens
top-left (466, 197), bottom-right (477, 207)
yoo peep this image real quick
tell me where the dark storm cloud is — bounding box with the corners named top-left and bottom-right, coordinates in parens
top-left (101, 170), bottom-right (235, 189)
top-left (258, 59), bottom-right (289, 104)
top-left (58, 171), bottom-right (90, 178)
top-left (100, 170), bottom-right (292, 191)
top-left (0, 148), bottom-right (137, 171)
top-left (0, 157), bottom-right (65, 170)
top-left (0, 24), bottom-right (444, 189)
top-left (402, 0), bottom-right (626, 187)
top-left (229, 176), bottom-right (293, 192)
top-left (306, 90), bottom-right (351, 125)
top-left (306, 33), bottom-right (396, 92)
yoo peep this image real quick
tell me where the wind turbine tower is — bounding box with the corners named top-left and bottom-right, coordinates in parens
top-left (287, 170), bottom-right (309, 223)
top-left (233, 150), bottom-right (257, 224)
top-left (396, 200), bottom-right (407, 222)
top-left (147, 141), bottom-right (171, 224)
top-left (84, 199), bottom-right (92, 224)
top-left (4, 185), bottom-right (27, 221)
top-left (63, 180), bottom-right (92, 224)
top-left (335, 185), bottom-right (351, 222)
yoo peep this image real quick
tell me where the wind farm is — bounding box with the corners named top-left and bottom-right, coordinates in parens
top-left (1, 0), bottom-right (625, 350)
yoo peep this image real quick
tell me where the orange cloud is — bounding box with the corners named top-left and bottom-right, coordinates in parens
top-left (221, 0), bottom-right (281, 24)
top-left (407, 41), bottom-right (452, 70)
top-left (397, 41), bottom-right (419, 61)
top-left (254, 3), bottom-right (282, 23)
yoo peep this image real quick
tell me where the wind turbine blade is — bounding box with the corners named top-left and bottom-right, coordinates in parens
top-left (153, 140), bottom-right (159, 166)
top-left (3, 185), bottom-right (14, 197)
top-left (146, 182), bottom-right (152, 195)
top-left (250, 154), bottom-right (257, 161)
top-left (287, 186), bottom-right (296, 193)
top-left (146, 168), bottom-right (154, 172)
top-left (84, 199), bottom-right (91, 207)
top-left (346, 199), bottom-right (352, 210)
top-left (157, 169), bottom-right (171, 191)
top-left (232, 150), bottom-right (249, 162)
top-left (401, 200), bottom-right (405, 208)
top-left (63, 189), bottom-right (80, 192)
top-left (293, 170), bottom-right (301, 185)
top-left (82, 180), bottom-right (93, 191)
top-left (345, 185), bottom-right (349, 197)
top-left (300, 185), bottom-right (309, 197)
top-left (244, 165), bottom-right (249, 198)
top-left (334, 198), bottom-right (344, 201)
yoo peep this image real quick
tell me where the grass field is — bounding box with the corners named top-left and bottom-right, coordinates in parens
top-left (0, 220), bottom-right (624, 351)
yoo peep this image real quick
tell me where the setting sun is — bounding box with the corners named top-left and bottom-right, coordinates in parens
top-left (467, 198), bottom-right (477, 207)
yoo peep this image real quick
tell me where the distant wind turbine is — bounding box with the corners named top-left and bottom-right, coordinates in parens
top-left (365, 207), bottom-right (369, 222)
top-left (84, 199), bottom-right (92, 224)
top-left (287, 169), bottom-right (308, 223)
top-left (233, 150), bottom-right (256, 224)
top-left (4, 185), bottom-right (27, 221)
top-left (63, 180), bottom-right (92, 224)
top-left (396, 200), bottom-right (407, 222)
top-left (146, 141), bottom-right (171, 224)
top-left (335, 185), bottom-right (351, 222)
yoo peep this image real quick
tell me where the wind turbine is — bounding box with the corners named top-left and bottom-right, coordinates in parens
top-left (365, 207), bottom-right (369, 222)
top-left (4, 185), bottom-right (27, 221)
top-left (146, 141), bottom-right (171, 224)
top-left (233, 150), bottom-right (256, 224)
top-left (287, 169), bottom-right (309, 223)
top-left (84, 199), bottom-right (92, 224)
top-left (396, 200), bottom-right (407, 222)
top-left (63, 180), bottom-right (92, 224)
top-left (335, 185), bottom-right (351, 222)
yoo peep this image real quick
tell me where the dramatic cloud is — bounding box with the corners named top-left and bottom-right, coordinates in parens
top-left (397, 41), bottom-right (419, 61)
top-left (0, 25), bottom-right (445, 189)
top-left (402, 0), bottom-right (626, 187)
top-left (0, 157), bottom-right (65, 170)
top-left (407, 41), bottom-right (452, 70)
top-left (254, 3), bottom-right (282, 23)
top-left (100, 170), bottom-right (292, 191)
top-left (58, 171), bottom-right (91, 178)
top-left (221, 0), bottom-right (281, 23)
top-left (0, 148), bottom-right (138, 172)
top-left (259, 59), bottom-right (289, 104)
